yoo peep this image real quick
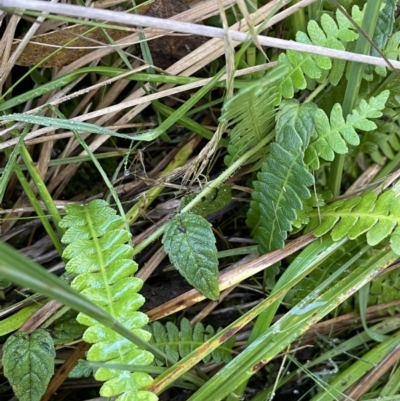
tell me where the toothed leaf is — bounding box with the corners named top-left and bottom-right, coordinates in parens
top-left (163, 213), bottom-right (220, 300)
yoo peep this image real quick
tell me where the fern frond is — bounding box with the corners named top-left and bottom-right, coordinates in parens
top-left (278, 8), bottom-right (359, 98)
top-left (305, 90), bottom-right (389, 169)
top-left (60, 200), bottom-right (156, 401)
top-left (146, 318), bottom-right (235, 365)
top-left (222, 64), bottom-right (287, 166)
top-left (308, 189), bottom-right (400, 255)
top-left (359, 114), bottom-right (400, 165)
top-left (247, 126), bottom-right (314, 253)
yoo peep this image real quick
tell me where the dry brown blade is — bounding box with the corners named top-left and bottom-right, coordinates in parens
top-left (0, 0), bottom-right (61, 88)
top-left (20, 299), bottom-right (63, 333)
top-left (18, 0), bottom-right (233, 196)
top-left (216, 0), bottom-right (235, 99)
top-left (181, 120), bottom-right (225, 187)
top-left (344, 343), bottom-right (400, 400)
top-left (147, 233), bottom-right (316, 321)
top-left (56, 0), bottom-right (235, 77)
top-left (117, 0), bottom-right (283, 127)
top-left (0, 14), bottom-right (19, 91)
top-left (136, 246), bottom-right (167, 282)
top-left (45, 64), bottom-right (145, 194)
top-left (0, 63), bottom-right (275, 147)
top-left (12, 24), bottom-right (132, 68)
top-left (51, 0), bottom-right (283, 184)
top-left (301, 301), bottom-right (400, 343)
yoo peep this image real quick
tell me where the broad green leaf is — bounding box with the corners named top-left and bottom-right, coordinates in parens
top-left (163, 213), bottom-right (220, 300)
top-left (3, 329), bottom-right (55, 401)
top-left (147, 318), bottom-right (234, 365)
top-left (283, 7), bottom-right (361, 94)
top-left (370, 0), bottom-right (396, 58)
top-left (69, 359), bottom-right (95, 379)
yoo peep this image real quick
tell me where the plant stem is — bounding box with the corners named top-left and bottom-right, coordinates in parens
top-left (132, 131), bottom-right (276, 256)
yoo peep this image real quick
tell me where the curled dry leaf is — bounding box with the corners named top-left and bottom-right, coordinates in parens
top-left (144, 0), bottom-right (208, 69)
top-left (12, 0), bottom-right (207, 68)
top-left (12, 24), bottom-right (130, 68)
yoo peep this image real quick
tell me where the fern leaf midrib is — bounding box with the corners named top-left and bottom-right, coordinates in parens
top-left (267, 147), bottom-right (305, 250)
top-left (316, 120), bottom-right (349, 141)
top-left (248, 98), bottom-right (263, 143)
top-left (280, 52), bottom-right (322, 88)
top-left (308, 211), bottom-right (399, 222)
top-left (85, 207), bottom-right (117, 320)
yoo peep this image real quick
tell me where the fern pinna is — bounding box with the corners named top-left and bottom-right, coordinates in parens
top-left (147, 318), bottom-right (235, 365)
top-left (60, 200), bottom-right (156, 401)
top-left (308, 189), bottom-right (400, 255)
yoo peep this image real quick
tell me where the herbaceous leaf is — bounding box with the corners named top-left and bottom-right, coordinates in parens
top-left (2, 329), bottom-right (55, 401)
top-left (359, 116), bottom-right (400, 165)
top-left (308, 189), bottom-right (400, 255)
top-left (180, 184), bottom-right (232, 217)
top-left (222, 64), bottom-right (287, 166)
top-left (305, 91), bottom-right (389, 169)
top-left (49, 310), bottom-right (86, 344)
top-left (163, 213), bottom-right (219, 300)
top-left (247, 126), bottom-right (314, 253)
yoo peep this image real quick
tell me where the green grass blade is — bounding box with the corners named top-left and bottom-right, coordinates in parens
top-left (0, 240), bottom-right (168, 363)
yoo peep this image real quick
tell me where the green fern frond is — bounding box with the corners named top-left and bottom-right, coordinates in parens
top-left (305, 90), bottom-right (389, 169)
top-left (146, 318), bottom-right (235, 365)
top-left (308, 189), bottom-right (400, 255)
top-left (359, 113), bottom-right (400, 165)
top-left (60, 200), bottom-right (156, 401)
top-left (247, 126), bottom-right (314, 253)
top-left (222, 64), bottom-right (287, 166)
top-left (278, 8), bottom-right (359, 98)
